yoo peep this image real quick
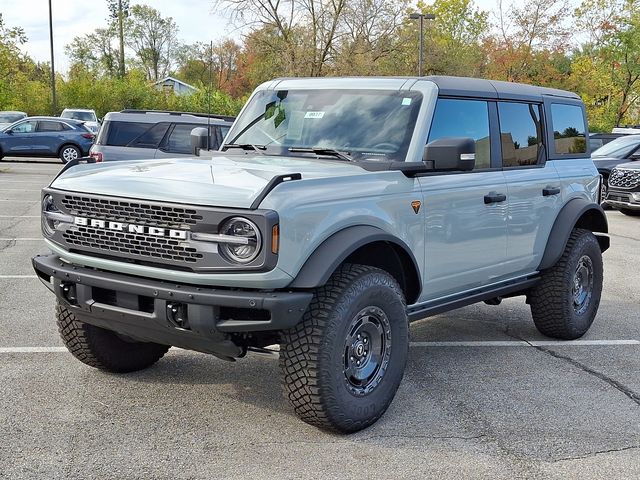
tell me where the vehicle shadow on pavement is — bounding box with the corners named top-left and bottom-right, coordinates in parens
top-left (117, 351), bottom-right (288, 414)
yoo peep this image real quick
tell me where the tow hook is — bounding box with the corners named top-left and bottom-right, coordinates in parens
top-left (60, 282), bottom-right (77, 304)
top-left (166, 302), bottom-right (190, 330)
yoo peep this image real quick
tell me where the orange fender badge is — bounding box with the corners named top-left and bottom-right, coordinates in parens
top-left (411, 200), bottom-right (421, 214)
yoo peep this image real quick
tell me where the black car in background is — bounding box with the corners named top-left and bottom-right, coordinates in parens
top-left (591, 134), bottom-right (640, 200)
top-left (0, 116), bottom-right (95, 163)
top-left (588, 132), bottom-right (626, 151)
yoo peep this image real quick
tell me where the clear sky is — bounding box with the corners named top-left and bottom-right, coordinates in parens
top-left (1, 0), bottom-right (510, 74)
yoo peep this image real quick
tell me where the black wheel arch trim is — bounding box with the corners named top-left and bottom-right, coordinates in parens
top-left (288, 225), bottom-right (422, 302)
top-left (538, 198), bottom-right (609, 271)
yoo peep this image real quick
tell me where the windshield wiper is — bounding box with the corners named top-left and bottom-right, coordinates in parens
top-left (288, 147), bottom-right (353, 162)
top-left (222, 143), bottom-right (267, 154)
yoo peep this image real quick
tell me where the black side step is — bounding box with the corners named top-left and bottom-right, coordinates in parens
top-left (407, 276), bottom-right (539, 322)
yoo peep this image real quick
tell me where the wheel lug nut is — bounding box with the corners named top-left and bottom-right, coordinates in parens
top-left (363, 338), bottom-right (367, 344)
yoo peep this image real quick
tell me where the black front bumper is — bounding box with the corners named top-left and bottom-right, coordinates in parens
top-left (32, 254), bottom-right (313, 358)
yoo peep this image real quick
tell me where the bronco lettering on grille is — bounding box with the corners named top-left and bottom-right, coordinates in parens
top-left (73, 216), bottom-right (187, 240)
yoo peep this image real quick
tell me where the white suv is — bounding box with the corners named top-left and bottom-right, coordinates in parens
top-left (60, 108), bottom-right (100, 134)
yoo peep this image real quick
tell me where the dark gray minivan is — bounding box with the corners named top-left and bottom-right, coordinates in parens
top-left (89, 110), bottom-right (234, 162)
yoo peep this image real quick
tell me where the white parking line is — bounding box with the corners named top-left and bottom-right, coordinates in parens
top-left (0, 180), bottom-right (50, 183)
top-left (0, 275), bottom-right (38, 279)
top-left (410, 340), bottom-right (640, 347)
top-left (0, 347), bottom-right (67, 353)
top-left (1, 340), bottom-right (638, 354)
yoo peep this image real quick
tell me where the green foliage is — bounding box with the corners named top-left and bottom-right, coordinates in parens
top-left (5, 0), bottom-right (640, 133)
top-left (56, 68), bottom-right (244, 117)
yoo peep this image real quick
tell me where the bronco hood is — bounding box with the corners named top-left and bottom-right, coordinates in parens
top-left (50, 156), bottom-right (366, 208)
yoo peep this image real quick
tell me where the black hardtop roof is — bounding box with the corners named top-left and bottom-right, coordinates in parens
top-left (425, 76), bottom-right (581, 102)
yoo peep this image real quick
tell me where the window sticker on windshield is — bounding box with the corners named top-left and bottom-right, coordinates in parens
top-left (304, 111), bottom-right (325, 119)
top-left (287, 111), bottom-right (305, 141)
top-left (402, 98), bottom-right (412, 106)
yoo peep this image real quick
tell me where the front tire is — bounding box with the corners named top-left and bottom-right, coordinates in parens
top-left (56, 303), bottom-right (169, 373)
top-left (59, 144), bottom-right (80, 163)
top-left (620, 208), bottom-right (640, 217)
top-left (529, 229), bottom-right (603, 339)
top-left (280, 264), bottom-right (409, 433)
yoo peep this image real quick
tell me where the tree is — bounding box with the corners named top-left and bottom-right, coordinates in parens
top-left (410, 0), bottom-right (489, 76)
top-left (175, 40), bottom-right (243, 94)
top-left (107, 0), bottom-right (129, 77)
top-left (218, 0), bottom-right (386, 77)
top-left (65, 28), bottom-right (119, 77)
top-left (574, 0), bottom-right (640, 127)
top-left (126, 5), bottom-right (179, 81)
top-left (485, 0), bottom-right (570, 82)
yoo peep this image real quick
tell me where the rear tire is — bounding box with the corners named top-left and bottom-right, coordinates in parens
top-left (620, 208), bottom-right (640, 217)
top-left (280, 264), bottom-right (409, 433)
top-left (56, 303), bottom-right (169, 373)
top-left (59, 144), bottom-right (80, 163)
top-left (529, 229), bottom-right (603, 340)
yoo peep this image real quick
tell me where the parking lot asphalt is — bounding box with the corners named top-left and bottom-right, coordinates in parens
top-left (1, 157), bottom-right (638, 479)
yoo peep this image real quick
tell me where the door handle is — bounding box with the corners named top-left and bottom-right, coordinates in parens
top-left (484, 192), bottom-right (507, 204)
top-left (542, 186), bottom-right (561, 196)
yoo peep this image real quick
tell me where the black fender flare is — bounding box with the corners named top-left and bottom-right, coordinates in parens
top-left (289, 225), bottom-right (422, 296)
top-left (538, 198), bottom-right (609, 271)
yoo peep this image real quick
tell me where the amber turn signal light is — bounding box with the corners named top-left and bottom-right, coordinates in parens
top-left (272, 224), bottom-right (279, 254)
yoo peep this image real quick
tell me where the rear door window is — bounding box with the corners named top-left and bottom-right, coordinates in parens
top-left (427, 98), bottom-right (491, 169)
top-left (497, 102), bottom-right (543, 167)
top-left (163, 123), bottom-right (199, 154)
top-left (550, 104), bottom-right (587, 154)
top-left (37, 121), bottom-right (65, 132)
top-left (128, 122), bottom-right (170, 148)
top-left (104, 121), bottom-right (151, 146)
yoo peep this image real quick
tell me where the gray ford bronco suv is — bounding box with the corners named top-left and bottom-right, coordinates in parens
top-left (33, 76), bottom-right (609, 432)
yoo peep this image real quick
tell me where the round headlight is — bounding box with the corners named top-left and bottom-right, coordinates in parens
top-left (219, 217), bottom-right (262, 264)
top-left (41, 194), bottom-right (58, 236)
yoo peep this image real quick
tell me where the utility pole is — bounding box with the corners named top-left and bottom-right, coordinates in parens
top-left (409, 13), bottom-right (436, 77)
top-left (48, 0), bottom-right (57, 115)
top-left (118, 0), bottom-right (125, 77)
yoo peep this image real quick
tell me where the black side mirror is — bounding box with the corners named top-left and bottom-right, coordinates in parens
top-left (423, 137), bottom-right (476, 171)
top-left (190, 127), bottom-right (209, 156)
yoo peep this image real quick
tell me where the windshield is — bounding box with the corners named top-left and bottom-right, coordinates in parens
top-left (0, 113), bottom-right (25, 124)
top-left (225, 89), bottom-right (423, 161)
top-left (62, 111), bottom-right (96, 122)
top-left (592, 135), bottom-right (640, 158)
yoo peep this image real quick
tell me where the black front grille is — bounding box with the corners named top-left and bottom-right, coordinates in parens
top-left (63, 226), bottom-right (203, 263)
top-left (61, 195), bottom-right (203, 229)
top-left (608, 169), bottom-right (640, 189)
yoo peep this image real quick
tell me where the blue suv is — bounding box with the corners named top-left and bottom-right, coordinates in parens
top-left (0, 116), bottom-right (95, 163)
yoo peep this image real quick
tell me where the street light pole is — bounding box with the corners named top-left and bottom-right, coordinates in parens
top-left (48, 0), bottom-right (57, 115)
top-left (409, 13), bottom-right (436, 77)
